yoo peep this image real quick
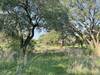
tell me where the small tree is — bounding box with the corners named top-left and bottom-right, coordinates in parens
top-left (38, 0), bottom-right (69, 46)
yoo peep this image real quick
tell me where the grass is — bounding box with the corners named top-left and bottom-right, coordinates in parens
top-left (0, 50), bottom-right (100, 75)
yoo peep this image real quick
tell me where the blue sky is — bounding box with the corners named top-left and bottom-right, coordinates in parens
top-left (33, 28), bottom-right (47, 40)
top-left (97, 0), bottom-right (100, 8)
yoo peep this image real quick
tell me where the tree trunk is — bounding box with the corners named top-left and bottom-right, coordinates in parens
top-left (21, 26), bottom-right (36, 55)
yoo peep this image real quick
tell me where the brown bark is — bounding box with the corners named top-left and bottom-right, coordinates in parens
top-left (18, 0), bottom-right (40, 55)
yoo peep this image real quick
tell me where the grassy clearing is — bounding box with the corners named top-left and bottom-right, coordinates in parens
top-left (0, 50), bottom-right (100, 75)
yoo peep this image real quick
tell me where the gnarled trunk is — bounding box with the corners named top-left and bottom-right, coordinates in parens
top-left (20, 26), bottom-right (36, 56)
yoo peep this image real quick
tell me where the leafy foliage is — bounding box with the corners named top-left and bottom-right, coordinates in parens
top-left (38, 30), bottom-right (60, 45)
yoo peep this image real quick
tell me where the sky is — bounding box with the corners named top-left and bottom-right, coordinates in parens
top-left (33, 28), bottom-right (47, 40)
top-left (97, 0), bottom-right (100, 7)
